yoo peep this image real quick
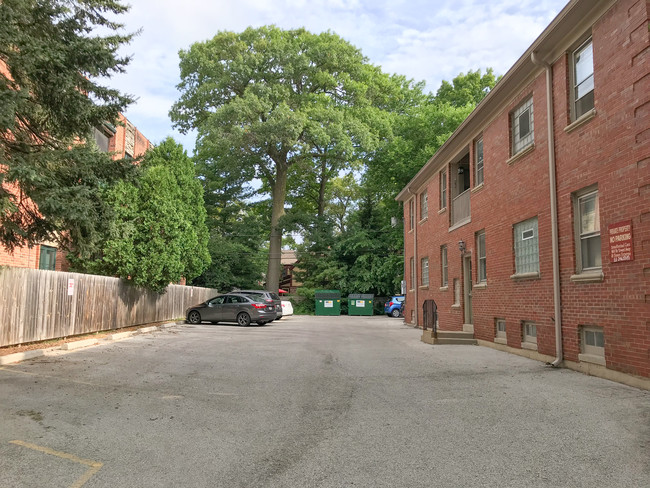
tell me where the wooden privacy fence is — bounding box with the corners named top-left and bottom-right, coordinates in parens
top-left (0, 267), bottom-right (218, 347)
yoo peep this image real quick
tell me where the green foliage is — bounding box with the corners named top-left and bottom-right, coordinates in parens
top-left (170, 25), bottom-right (403, 292)
top-left (71, 138), bottom-right (211, 293)
top-left (434, 68), bottom-right (500, 108)
top-left (0, 0), bottom-right (136, 254)
top-left (296, 69), bottom-right (499, 297)
top-left (189, 201), bottom-right (269, 292)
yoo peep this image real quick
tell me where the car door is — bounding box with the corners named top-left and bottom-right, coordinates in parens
top-left (204, 295), bottom-right (226, 321)
top-left (221, 295), bottom-right (241, 322)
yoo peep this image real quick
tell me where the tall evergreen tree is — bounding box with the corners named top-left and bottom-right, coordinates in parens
top-left (0, 0), bottom-right (136, 255)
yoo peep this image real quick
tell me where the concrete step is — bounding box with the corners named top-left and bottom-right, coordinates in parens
top-left (434, 330), bottom-right (478, 345)
top-left (435, 337), bottom-right (478, 345)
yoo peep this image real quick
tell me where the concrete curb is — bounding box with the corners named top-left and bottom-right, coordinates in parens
top-left (135, 326), bottom-right (158, 334)
top-left (109, 331), bottom-right (135, 341)
top-left (0, 349), bottom-right (45, 365)
top-left (61, 338), bottom-right (99, 351)
top-left (1, 321), bottom-right (186, 365)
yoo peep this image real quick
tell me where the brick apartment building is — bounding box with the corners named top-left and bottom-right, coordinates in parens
top-left (0, 104), bottom-right (152, 272)
top-left (397, 0), bottom-right (649, 388)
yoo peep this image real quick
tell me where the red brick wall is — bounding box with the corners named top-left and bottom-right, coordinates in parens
top-left (403, 0), bottom-right (650, 379)
top-left (552, 0), bottom-right (650, 377)
top-left (108, 113), bottom-right (151, 160)
top-left (0, 245), bottom-right (39, 269)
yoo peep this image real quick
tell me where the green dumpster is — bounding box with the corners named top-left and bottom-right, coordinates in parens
top-left (348, 294), bottom-right (374, 316)
top-left (315, 290), bottom-right (341, 316)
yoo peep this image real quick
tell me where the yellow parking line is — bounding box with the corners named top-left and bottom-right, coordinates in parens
top-left (10, 440), bottom-right (103, 488)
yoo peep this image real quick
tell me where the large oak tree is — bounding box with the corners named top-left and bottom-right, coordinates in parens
top-left (170, 25), bottom-right (395, 292)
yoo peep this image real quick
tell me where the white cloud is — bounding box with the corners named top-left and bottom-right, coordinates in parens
top-left (108, 0), bottom-right (567, 153)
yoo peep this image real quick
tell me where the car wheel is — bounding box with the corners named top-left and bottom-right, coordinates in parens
top-left (187, 310), bottom-right (201, 324)
top-left (256, 321), bottom-right (267, 326)
top-left (391, 308), bottom-right (401, 318)
top-left (237, 312), bottom-right (251, 327)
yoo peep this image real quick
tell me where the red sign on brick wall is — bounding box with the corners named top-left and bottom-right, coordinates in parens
top-left (608, 220), bottom-right (633, 263)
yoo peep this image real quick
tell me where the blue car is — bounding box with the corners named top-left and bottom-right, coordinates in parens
top-left (384, 296), bottom-right (405, 318)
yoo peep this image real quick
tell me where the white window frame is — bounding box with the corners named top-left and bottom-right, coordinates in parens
top-left (511, 97), bottom-right (534, 155)
top-left (572, 38), bottom-right (594, 120)
top-left (514, 218), bottom-right (539, 275)
top-left (440, 170), bottom-right (447, 210)
top-left (441, 245), bottom-right (448, 287)
top-left (495, 318), bottom-right (506, 340)
top-left (421, 257), bottom-right (429, 286)
top-left (476, 230), bottom-right (486, 283)
top-left (574, 187), bottom-right (601, 274)
top-left (581, 326), bottom-right (604, 356)
top-left (522, 321), bottom-right (537, 346)
top-left (420, 191), bottom-right (428, 220)
top-left (475, 137), bottom-right (484, 187)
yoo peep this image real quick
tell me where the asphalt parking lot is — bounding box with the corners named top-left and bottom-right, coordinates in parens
top-left (1, 315), bottom-right (649, 487)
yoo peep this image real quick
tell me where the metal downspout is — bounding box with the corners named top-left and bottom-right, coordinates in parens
top-left (531, 51), bottom-right (563, 367)
top-left (408, 188), bottom-right (418, 328)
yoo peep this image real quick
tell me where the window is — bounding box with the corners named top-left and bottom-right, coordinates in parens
top-left (476, 230), bottom-right (486, 282)
top-left (410, 257), bottom-right (415, 290)
top-left (511, 97), bottom-right (534, 155)
top-left (409, 199), bottom-right (414, 230)
top-left (441, 245), bottom-right (448, 287)
top-left (522, 321), bottom-right (537, 345)
top-left (580, 326), bottom-right (605, 358)
top-left (514, 218), bottom-right (539, 274)
top-left (39, 245), bottom-right (56, 271)
top-left (495, 319), bottom-right (506, 340)
top-left (572, 38), bottom-right (594, 119)
top-left (93, 128), bottom-right (110, 152)
top-left (420, 191), bottom-right (428, 220)
top-left (475, 137), bottom-right (484, 186)
top-left (421, 257), bottom-right (429, 286)
top-left (574, 188), bottom-right (601, 272)
top-left (440, 170), bottom-right (447, 210)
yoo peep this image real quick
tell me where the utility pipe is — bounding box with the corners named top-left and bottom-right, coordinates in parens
top-left (407, 187), bottom-right (418, 328)
top-left (531, 51), bottom-right (563, 367)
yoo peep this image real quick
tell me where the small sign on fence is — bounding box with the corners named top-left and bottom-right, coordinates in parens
top-left (67, 278), bottom-right (75, 296)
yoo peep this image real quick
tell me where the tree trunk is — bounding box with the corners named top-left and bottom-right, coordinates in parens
top-left (317, 158), bottom-right (328, 218)
top-left (266, 163), bottom-right (287, 293)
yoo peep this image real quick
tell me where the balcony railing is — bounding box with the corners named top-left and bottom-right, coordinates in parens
top-left (451, 189), bottom-right (471, 226)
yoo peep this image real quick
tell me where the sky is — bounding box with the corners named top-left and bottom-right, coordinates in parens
top-left (107, 0), bottom-right (569, 154)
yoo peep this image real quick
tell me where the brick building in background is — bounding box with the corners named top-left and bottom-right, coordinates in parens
top-left (0, 111), bottom-right (152, 272)
top-left (397, 0), bottom-right (649, 388)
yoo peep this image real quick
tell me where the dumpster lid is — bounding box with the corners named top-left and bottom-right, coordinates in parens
top-left (348, 294), bottom-right (374, 299)
top-left (315, 289), bottom-right (341, 299)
